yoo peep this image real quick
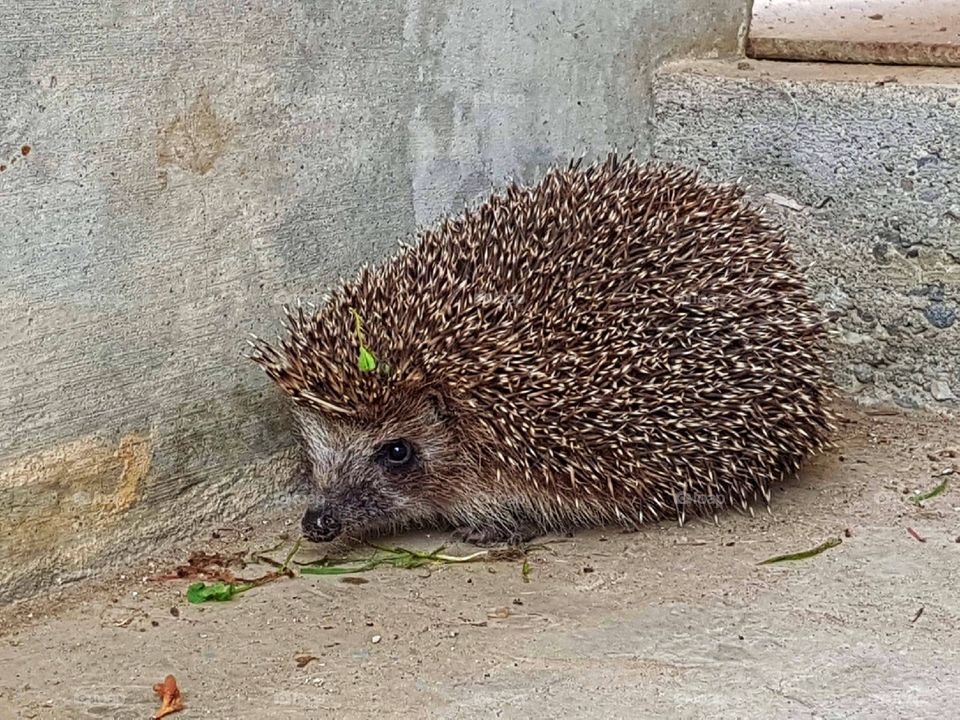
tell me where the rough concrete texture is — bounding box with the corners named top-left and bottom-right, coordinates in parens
top-left (654, 59), bottom-right (960, 411)
top-left (0, 1), bottom-right (749, 602)
top-left (1, 407), bottom-right (958, 718)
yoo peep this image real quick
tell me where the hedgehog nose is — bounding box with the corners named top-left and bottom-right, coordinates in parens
top-left (301, 508), bottom-right (342, 542)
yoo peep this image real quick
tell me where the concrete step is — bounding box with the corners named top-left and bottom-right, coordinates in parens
top-left (653, 59), bottom-right (960, 410)
top-left (749, 0), bottom-right (960, 67)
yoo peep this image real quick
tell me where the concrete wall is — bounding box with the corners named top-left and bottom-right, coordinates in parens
top-left (0, 1), bottom-right (749, 601)
top-left (653, 60), bottom-right (960, 411)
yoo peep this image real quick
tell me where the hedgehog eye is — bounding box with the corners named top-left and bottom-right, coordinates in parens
top-left (379, 438), bottom-right (415, 469)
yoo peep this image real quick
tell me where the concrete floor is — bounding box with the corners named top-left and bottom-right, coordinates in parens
top-left (1, 405), bottom-right (958, 719)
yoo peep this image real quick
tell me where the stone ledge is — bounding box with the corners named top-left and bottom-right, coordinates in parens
top-left (660, 58), bottom-right (960, 88)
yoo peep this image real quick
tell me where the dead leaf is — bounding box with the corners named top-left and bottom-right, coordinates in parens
top-left (154, 551), bottom-right (248, 582)
top-left (155, 548), bottom-right (293, 594)
top-left (295, 655), bottom-right (319, 668)
top-left (487, 607), bottom-right (511, 619)
top-left (339, 576), bottom-right (369, 585)
top-left (152, 675), bottom-right (184, 719)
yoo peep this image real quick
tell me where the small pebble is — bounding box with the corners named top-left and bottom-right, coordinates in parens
top-left (372, 635), bottom-right (382, 644)
top-left (931, 379), bottom-right (956, 401)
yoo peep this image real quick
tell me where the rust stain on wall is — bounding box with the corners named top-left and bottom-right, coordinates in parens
top-left (0, 433), bottom-right (152, 564)
top-left (157, 90), bottom-right (229, 178)
top-left (110, 433), bottom-right (152, 514)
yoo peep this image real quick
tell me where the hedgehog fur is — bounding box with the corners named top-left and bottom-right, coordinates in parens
top-left (250, 154), bottom-right (833, 545)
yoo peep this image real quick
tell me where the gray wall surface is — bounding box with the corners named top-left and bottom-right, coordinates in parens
top-left (0, 1), bottom-right (749, 601)
top-left (654, 60), bottom-right (960, 411)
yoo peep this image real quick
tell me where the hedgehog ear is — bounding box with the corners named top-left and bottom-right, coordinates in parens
top-left (424, 390), bottom-right (455, 424)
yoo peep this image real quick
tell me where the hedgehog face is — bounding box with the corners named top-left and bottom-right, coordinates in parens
top-left (292, 399), bottom-right (462, 542)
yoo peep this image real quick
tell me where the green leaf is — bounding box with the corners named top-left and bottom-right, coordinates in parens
top-left (911, 479), bottom-right (948, 505)
top-left (521, 560), bottom-right (532, 582)
top-left (299, 564), bottom-right (374, 576)
top-left (350, 308), bottom-right (378, 372)
top-left (350, 307), bottom-right (366, 342)
top-left (186, 581), bottom-right (252, 603)
top-left (298, 544), bottom-right (491, 576)
top-left (759, 537), bottom-right (842, 565)
top-left (279, 537), bottom-right (303, 574)
top-left (358, 345), bottom-right (378, 372)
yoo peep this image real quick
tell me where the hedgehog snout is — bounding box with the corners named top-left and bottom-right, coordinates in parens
top-left (301, 506), bottom-right (342, 542)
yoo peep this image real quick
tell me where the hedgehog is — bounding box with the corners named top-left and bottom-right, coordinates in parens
top-left (250, 154), bottom-right (833, 545)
